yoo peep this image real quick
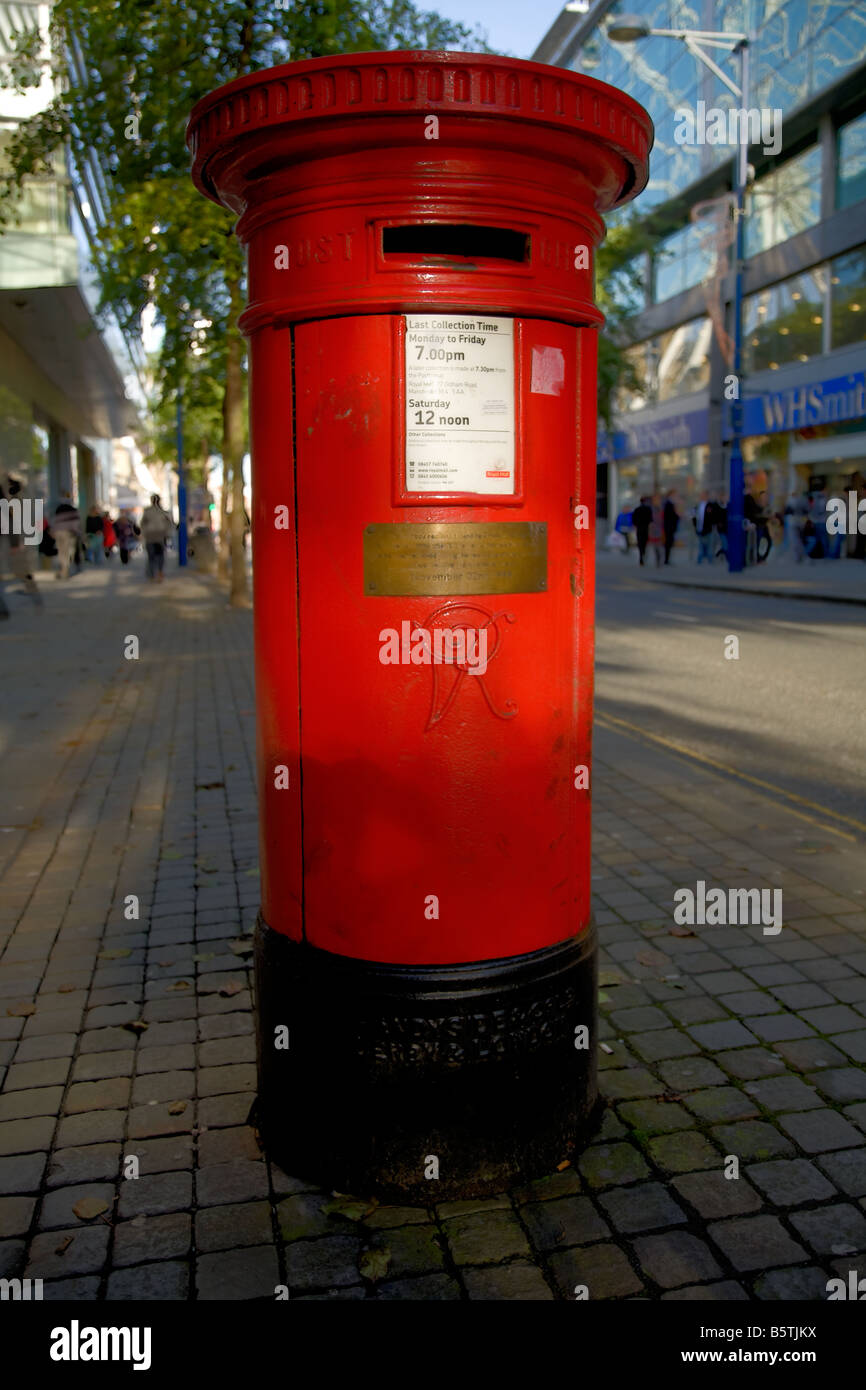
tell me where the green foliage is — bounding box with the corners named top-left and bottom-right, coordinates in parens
top-left (595, 217), bottom-right (654, 427)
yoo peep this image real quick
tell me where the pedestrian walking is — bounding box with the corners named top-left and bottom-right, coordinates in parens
top-left (648, 494), bottom-right (664, 567)
top-left (714, 494), bottom-right (728, 561)
top-left (662, 490), bottom-right (680, 565)
top-left (632, 495), bottom-right (653, 566)
top-left (1, 478), bottom-right (42, 606)
top-left (693, 491), bottom-right (716, 564)
top-left (102, 512), bottom-right (117, 559)
top-left (84, 505), bottom-right (104, 564)
top-left (52, 494), bottom-right (81, 580)
top-left (141, 494), bottom-right (173, 582)
top-left (115, 512), bottom-right (139, 566)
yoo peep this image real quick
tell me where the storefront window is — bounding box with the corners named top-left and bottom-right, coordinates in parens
top-left (743, 267), bottom-right (827, 372)
top-left (837, 111), bottom-right (866, 210)
top-left (0, 387), bottom-right (48, 498)
top-left (653, 222), bottom-right (714, 304)
top-left (745, 144), bottom-right (821, 258)
top-left (657, 319), bottom-right (712, 401)
top-left (830, 246), bottom-right (866, 349)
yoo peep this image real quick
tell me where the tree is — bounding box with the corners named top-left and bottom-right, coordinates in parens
top-left (0, 1), bottom-right (487, 604)
top-left (594, 218), bottom-right (655, 429)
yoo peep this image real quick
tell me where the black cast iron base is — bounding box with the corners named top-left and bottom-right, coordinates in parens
top-left (253, 917), bottom-right (599, 1202)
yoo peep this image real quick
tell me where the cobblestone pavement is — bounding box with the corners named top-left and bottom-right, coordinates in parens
top-left (1, 562), bottom-right (864, 1300)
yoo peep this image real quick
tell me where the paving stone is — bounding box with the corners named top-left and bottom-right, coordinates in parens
top-left (522, 1195), bottom-right (609, 1249)
top-left (0, 1239), bottom-right (25, 1276)
top-left (197, 1093), bottom-right (252, 1129)
top-left (683, 1087), bottom-right (759, 1124)
top-left (136, 1043), bottom-right (197, 1075)
top-left (599, 1069), bottom-right (662, 1101)
top-left (444, 1210), bottom-right (532, 1266)
top-left (718, 991), bottom-right (780, 1017)
top-left (25, 1225), bottom-right (110, 1279)
top-left (278, 1192), bottom-right (338, 1242)
top-left (716, 1048), bottom-right (786, 1080)
top-left (367, 1224), bottom-right (445, 1278)
top-left (462, 1263), bottom-right (554, 1300)
top-left (747, 1014), bottom-right (816, 1042)
top-left (129, 1135), bottom-right (194, 1175)
top-left (12, 1035), bottom-right (77, 1063)
top-left (127, 1103), bottom-right (193, 1141)
top-left (71, 1051), bottom-right (135, 1082)
top-left (753, 1266), bottom-right (834, 1301)
top-left (708, 1216), bottom-right (806, 1271)
top-left (79, 1027), bottom-right (138, 1054)
top-left (710, 1121), bottom-right (794, 1162)
top-left (789, 1203), bottom-right (866, 1257)
top-left (771, 982), bottom-right (836, 1010)
top-left (672, 1169), bottom-right (763, 1220)
top-left (197, 1125), bottom-right (260, 1166)
top-left (815, 1150), bottom-right (866, 1198)
top-left (599, 1183), bottom-right (686, 1234)
top-left (197, 1063), bottom-right (256, 1097)
top-left (687, 1020), bottom-right (758, 1050)
top-left (64, 1078), bottom-right (131, 1114)
top-left (0, 1153), bottom-right (47, 1194)
top-left (42, 1276), bottom-right (100, 1300)
top-left (4, 1057), bottom-right (70, 1092)
top-left (632, 1230), bottom-right (723, 1288)
top-left (833, 1031), bottom-right (866, 1063)
top-left (663, 997), bottom-right (730, 1026)
top-left (630, 1029), bottom-right (699, 1062)
top-left (106, 1260), bottom-right (190, 1300)
top-left (747, 1158), bottom-right (837, 1206)
top-left (661, 1280), bottom-right (748, 1301)
top-left (548, 1242), bottom-right (644, 1299)
top-left (198, 1035), bottom-right (256, 1067)
top-left (196, 1202), bottom-right (273, 1254)
top-left (646, 1132), bottom-right (722, 1175)
top-left (132, 1070), bottom-right (195, 1105)
top-left (845, 1101), bottom-right (866, 1132)
top-left (778, 1109), bottom-right (862, 1153)
top-left (742, 1074), bottom-right (823, 1113)
top-left (658, 1058), bottom-right (727, 1090)
top-left (293, 1286), bottom-right (367, 1301)
top-left (512, 1171), bottom-right (584, 1204)
top-left (0, 1117), bottom-right (55, 1157)
top-left (810, 1068), bottom-right (866, 1103)
top-left (46, 1145), bottom-right (120, 1188)
top-left (0, 1086), bottom-right (64, 1122)
top-left (366, 1204), bottom-right (431, 1228)
top-left (112, 1213), bottom-right (192, 1267)
top-left (801, 1004), bottom-right (864, 1034)
top-left (0, 1195), bottom-right (35, 1238)
top-left (197, 1159), bottom-right (268, 1207)
top-left (377, 1272), bottom-right (462, 1300)
top-left (609, 1006), bottom-right (670, 1033)
top-left (618, 1099), bottom-right (692, 1135)
top-left (284, 1235), bottom-right (363, 1292)
top-left (745, 964), bottom-right (805, 987)
top-left (578, 1143), bottom-right (649, 1189)
top-left (774, 1037), bottom-right (847, 1072)
top-left (39, 1183), bottom-right (115, 1230)
top-left (117, 1171), bottom-right (193, 1219)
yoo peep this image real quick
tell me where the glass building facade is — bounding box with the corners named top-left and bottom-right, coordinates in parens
top-left (534, 1), bottom-right (866, 532)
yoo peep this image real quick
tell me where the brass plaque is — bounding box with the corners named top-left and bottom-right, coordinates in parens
top-left (363, 522), bottom-right (547, 596)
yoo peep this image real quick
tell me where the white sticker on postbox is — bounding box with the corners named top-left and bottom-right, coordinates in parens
top-left (404, 315), bottom-right (515, 494)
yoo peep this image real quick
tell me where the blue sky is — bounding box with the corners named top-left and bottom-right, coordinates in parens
top-left (431, 0), bottom-right (567, 58)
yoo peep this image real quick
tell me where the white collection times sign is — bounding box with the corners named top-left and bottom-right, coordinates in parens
top-left (404, 315), bottom-right (515, 494)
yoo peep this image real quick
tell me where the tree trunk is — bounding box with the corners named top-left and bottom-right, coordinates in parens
top-left (223, 276), bottom-right (249, 607)
top-left (218, 456), bottom-right (230, 580)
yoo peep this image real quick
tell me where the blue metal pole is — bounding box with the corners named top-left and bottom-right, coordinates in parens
top-left (176, 392), bottom-right (188, 568)
top-left (726, 39), bottom-right (750, 573)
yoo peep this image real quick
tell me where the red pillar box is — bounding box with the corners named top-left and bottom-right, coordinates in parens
top-left (188, 51), bottom-right (651, 1200)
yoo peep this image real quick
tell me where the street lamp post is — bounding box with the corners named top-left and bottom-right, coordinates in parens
top-left (176, 392), bottom-right (188, 568)
top-left (607, 15), bottom-right (750, 572)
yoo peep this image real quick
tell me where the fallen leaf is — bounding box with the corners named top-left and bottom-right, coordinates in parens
top-left (73, 1197), bottom-right (109, 1221)
top-left (6, 1001), bottom-right (36, 1017)
top-left (359, 1247), bottom-right (390, 1282)
top-left (166, 980), bottom-right (192, 992)
top-left (123, 1019), bottom-right (149, 1034)
top-left (669, 925), bottom-right (694, 938)
top-left (229, 940), bottom-right (253, 956)
top-left (167, 1101), bottom-right (187, 1116)
top-left (192, 953), bottom-right (215, 963)
top-left (635, 948), bottom-right (668, 970)
top-left (162, 850), bottom-right (185, 860)
top-left (245, 868), bottom-right (260, 877)
top-left (556, 1159), bottom-right (571, 1172)
top-left (219, 980), bottom-right (244, 997)
top-left (98, 948), bottom-right (131, 961)
top-left (326, 1197), bottom-right (377, 1222)
top-left (156, 960), bottom-right (175, 968)
top-left (55, 1236), bottom-right (74, 1255)
top-left (58, 984), bottom-right (77, 994)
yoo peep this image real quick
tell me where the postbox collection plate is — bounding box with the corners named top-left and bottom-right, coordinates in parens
top-left (363, 521), bottom-right (547, 596)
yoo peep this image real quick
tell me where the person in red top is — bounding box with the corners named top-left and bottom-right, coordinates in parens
top-left (102, 512), bottom-right (117, 559)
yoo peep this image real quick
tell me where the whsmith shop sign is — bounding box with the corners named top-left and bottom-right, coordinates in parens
top-left (732, 370), bottom-right (866, 441)
top-left (601, 370), bottom-right (866, 462)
